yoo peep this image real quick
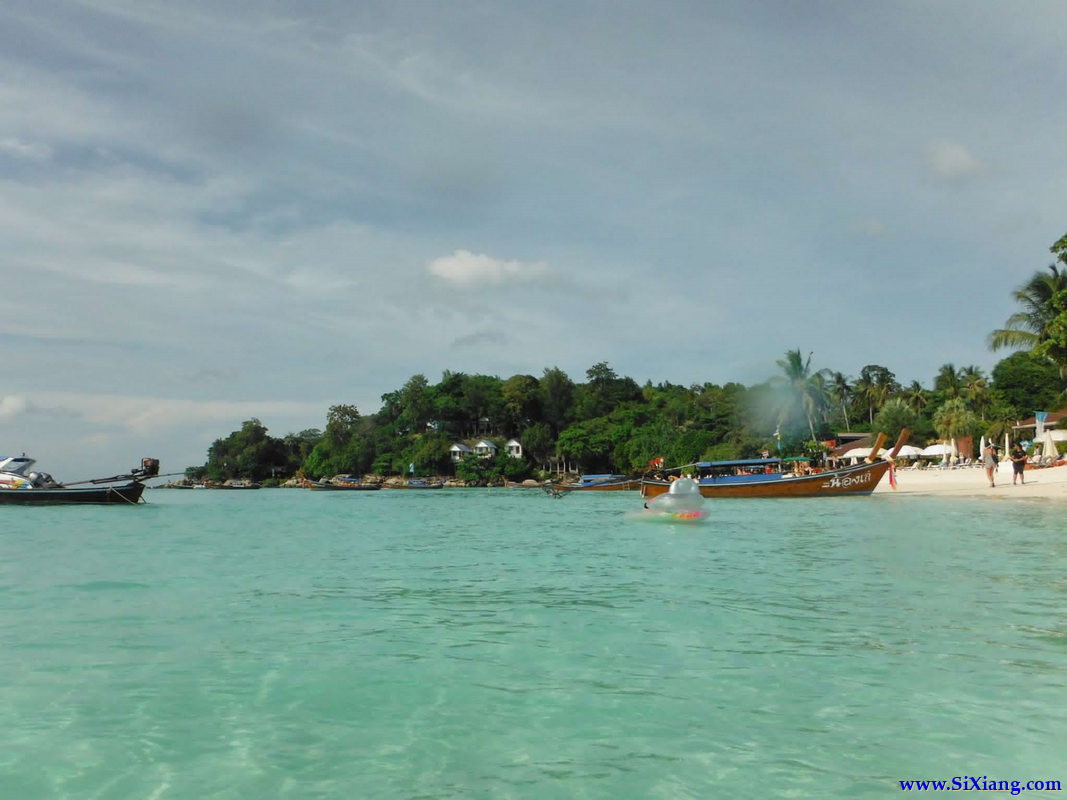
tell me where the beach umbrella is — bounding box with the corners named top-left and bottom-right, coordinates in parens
top-left (1041, 430), bottom-right (1059, 461)
top-left (920, 443), bottom-right (949, 457)
top-left (894, 445), bottom-right (923, 458)
top-left (842, 447), bottom-right (886, 460)
top-left (979, 436), bottom-right (988, 460)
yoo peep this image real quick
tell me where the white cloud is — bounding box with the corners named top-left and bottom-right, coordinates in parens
top-left (0, 396), bottom-right (28, 419)
top-left (31, 392), bottom-right (328, 435)
top-left (0, 137), bottom-right (51, 161)
top-left (427, 249), bottom-right (549, 285)
top-left (925, 140), bottom-right (984, 181)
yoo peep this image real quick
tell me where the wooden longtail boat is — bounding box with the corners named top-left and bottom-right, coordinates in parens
top-left (640, 431), bottom-right (907, 500)
top-left (308, 476), bottom-right (380, 491)
top-left (546, 474), bottom-right (641, 493)
top-left (381, 479), bottom-right (444, 490)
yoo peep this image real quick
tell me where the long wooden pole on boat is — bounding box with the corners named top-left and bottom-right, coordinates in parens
top-left (865, 428), bottom-right (910, 464)
top-left (888, 428), bottom-right (910, 459)
top-left (864, 432), bottom-right (888, 464)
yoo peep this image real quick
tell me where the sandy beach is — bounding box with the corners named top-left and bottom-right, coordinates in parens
top-left (874, 462), bottom-right (1067, 499)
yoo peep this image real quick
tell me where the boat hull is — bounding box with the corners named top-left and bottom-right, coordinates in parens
top-left (381, 483), bottom-right (444, 490)
top-left (0, 482), bottom-right (146, 506)
top-left (640, 461), bottom-right (891, 499)
top-left (549, 479), bottom-right (641, 492)
top-left (308, 482), bottom-right (380, 491)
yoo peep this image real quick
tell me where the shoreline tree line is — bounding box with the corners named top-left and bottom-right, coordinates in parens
top-left (187, 232), bottom-right (1067, 484)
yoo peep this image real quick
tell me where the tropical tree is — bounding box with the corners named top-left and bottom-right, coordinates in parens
top-left (830, 371), bottom-right (852, 431)
top-left (775, 349), bottom-right (830, 442)
top-left (871, 398), bottom-right (916, 445)
top-left (961, 365), bottom-right (991, 419)
top-left (933, 398), bottom-right (979, 458)
top-left (990, 351), bottom-right (1064, 413)
top-left (988, 258), bottom-right (1067, 378)
top-left (934, 363), bottom-right (962, 398)
top-left (902, 381), bottom-right (929, 413)
top-left (852, 372), bottom-right (876, 424)
top-left (540, 367), bottom-right (575, 434)
top-left (1030, 288), bottom-right (1067, 383)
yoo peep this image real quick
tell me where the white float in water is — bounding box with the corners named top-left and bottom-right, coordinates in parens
top-left (629, 477), bottom-right (709, 522)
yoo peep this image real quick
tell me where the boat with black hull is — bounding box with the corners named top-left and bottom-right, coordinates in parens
top-left (0, 456), bottom-right (161, 506)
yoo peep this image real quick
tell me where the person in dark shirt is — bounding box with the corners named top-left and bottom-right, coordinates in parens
top-left (1010, 443), bottom-right (1027, 485)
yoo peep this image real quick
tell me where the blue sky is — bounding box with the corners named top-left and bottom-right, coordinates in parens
top-left (2, 0), bottom-right (1065, 476)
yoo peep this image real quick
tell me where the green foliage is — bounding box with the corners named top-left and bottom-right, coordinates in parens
top-left (455, 452), bottom-right (530, 485)
top-left (188, 293), bottom-right (1067, 480)
top-left (199, 419), bottom-right (297, 482)
top-left (933, 398), bottom-right (979, 442)
top-left (990, 352), bottom-right (1064, 413)
top-left (872, 398), bottom-right (917, 444)
top-left (988, 242), bottom-right (1067, 377)
top-left (1031, 288), bottom-right (1067, 376)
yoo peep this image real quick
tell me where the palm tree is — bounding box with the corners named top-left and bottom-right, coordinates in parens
top-left (961, 366), bottom-right (990, 419)
top-left (852, 373), bottom-right (876, 424)
top-left (989, 264), bottom-right (1067, 378)
top-left (902, 380), bottom-right (929, 413)
top-left (775, 349), bottom-right (829, 442)
top-left (934, 363), bottom-right (962, 398)
top-left (830, 372), bottom-right (852, 431)
top-left (872, 368), bottom-right (899, 411)
top-left (934, 398), bottom-right (978, 461)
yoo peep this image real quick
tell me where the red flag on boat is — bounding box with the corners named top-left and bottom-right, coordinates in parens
top-left (888, 461), bottom-right (897, 490)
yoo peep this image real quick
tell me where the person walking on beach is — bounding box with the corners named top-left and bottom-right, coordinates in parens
top-left (1010, 443), bottom-right (1027, 485)
top-left (982, 440), bottom-right (997, 488)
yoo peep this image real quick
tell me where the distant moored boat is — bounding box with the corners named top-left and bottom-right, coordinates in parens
top-left (0, 456), bottom-right (159, 506)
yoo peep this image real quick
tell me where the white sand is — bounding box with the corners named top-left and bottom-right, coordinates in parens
top-left (873, 461), bottom-right (1067, 499)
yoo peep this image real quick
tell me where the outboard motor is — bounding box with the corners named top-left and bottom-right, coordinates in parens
top-left (137, 458), bottom-right (161, 478)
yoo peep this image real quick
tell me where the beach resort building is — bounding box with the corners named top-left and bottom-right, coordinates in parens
top-left (450, 443), bottom-right (472, 463)
top-left (473, 440), bottom-right (498, 458)
top-left (505, 439), bottom-right (523, 459)
top-left (1013, 411), bottom-right (1066, 440)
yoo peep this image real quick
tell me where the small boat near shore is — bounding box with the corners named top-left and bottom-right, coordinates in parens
top-left (214, 480), bottom-right (262, 490)
top-left (308, 476), bottom-right (380, 491)
top-left (546, 474), bottom-right (641, 493)
top-left (640, 431), bottom-right (907, 500)
top-left (381, 479), bottom-right (444, 490)
top-left (0, 456), bottom-right (161, 506)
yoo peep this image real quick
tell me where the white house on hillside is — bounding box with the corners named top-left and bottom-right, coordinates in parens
top-left (505, 439), bottom-right (523, 458)
top-left (474, 439), bottom-right (498, 458)
top-left (450, 443), bottom-right (472, 463)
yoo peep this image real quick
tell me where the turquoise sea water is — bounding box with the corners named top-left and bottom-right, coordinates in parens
top-left (1, 490), bottom-right (1065, 799)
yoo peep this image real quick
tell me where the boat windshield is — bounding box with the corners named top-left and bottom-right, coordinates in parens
top-left (0, 457), bottom-right (35, 475)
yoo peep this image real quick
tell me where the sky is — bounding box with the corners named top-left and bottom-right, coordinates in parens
top-left (2, 0), bottom-right (1066, 478)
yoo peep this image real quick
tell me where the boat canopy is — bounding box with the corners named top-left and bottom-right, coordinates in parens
top-left (694, 459), bottom-right (781, 468)
top-left (0, 457), bottom-right (35, 475)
